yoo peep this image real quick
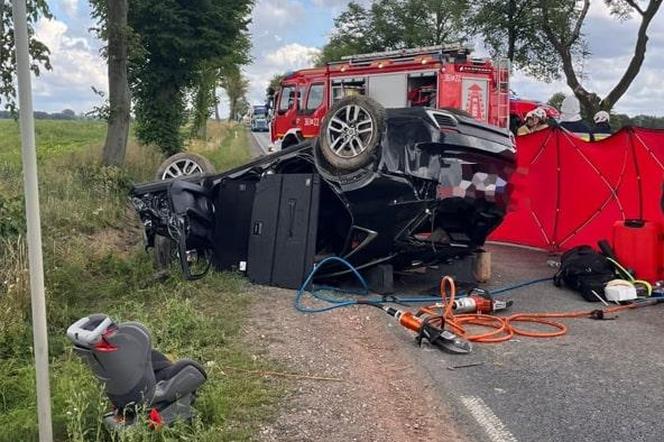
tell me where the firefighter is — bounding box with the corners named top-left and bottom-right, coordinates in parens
top-left (517, 107), bottom-right (548, 136)
top-left (592, 111), bottom-right (612, 140)
top-left (559, 95), bottom-right (593, 141)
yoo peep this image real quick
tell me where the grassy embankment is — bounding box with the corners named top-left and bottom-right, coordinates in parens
top-left (0, 120), bottom-right (279, 441)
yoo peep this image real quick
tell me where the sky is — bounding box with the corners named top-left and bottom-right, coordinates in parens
top-left (32, 0), bottom-right (664, 117)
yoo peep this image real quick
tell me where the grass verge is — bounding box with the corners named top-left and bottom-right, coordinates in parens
top-left (0, 120), bottom-right (283, 441)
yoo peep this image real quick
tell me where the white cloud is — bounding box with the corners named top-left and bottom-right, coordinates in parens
top-left (244, 43), bottom-right (320, 106)
top-left (265, 43), bottom-right (321, 69)
top-left (243, 1), bottom-right (322, 107)
top-left (33, 18), bottom-right (106, 112)
top-left (251, 0), bottom-right (306, 30)
top-left (60, 0), bottom-right (79, 17)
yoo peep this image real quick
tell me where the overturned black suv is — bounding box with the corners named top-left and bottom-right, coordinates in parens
top-left (131, 96), bottom-right (515, 288)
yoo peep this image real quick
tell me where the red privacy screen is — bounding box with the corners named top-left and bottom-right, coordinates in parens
top-left (490, 127), bottom-right (664, 251)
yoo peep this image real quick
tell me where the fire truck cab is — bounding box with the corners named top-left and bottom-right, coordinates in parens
top-left (270, 44), bottom-right (511, 149)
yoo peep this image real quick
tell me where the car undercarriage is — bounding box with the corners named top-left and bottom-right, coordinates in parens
top-left (131, 98), bottom-right (515, 287)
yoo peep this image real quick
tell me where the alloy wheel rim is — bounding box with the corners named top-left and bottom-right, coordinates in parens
top-left (161, 159), bottom-right (204, 180)
top-left (326, 104), bottom-right (374, 159)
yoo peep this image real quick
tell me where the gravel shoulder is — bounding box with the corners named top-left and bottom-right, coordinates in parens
top-left (243, 130), bottom-right (466, 441)
top-left (246, 285), bottom-right (467, 442)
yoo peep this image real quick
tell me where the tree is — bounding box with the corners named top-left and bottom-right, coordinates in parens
top-left (219, 65), bottom-right (248, 121)
top-left (317, 2), bottom-right (374, 64)
top-left (191, 64), bottom-right (217, 139)
top-left (541, 0), bottom-right (663, 115)
top-left (235, 96), bottom-right (249, 121)
top-left (470, 0), bottom-right (564, 80)
top-left (382, 0), bottom-right (469, 48)
top-left (60, 109), bottom-right (76, 119)
top-left (266, 73), bottom-right (285, 98)
top-left (90, 0), bottom-right (131, 166)
top-left (191, 31), bottom-right (251, 139)
top-left (0, 0), bottom-right (51, 112)
top-left (214, 92), bottom-right (221, 121)
top-left (547, 92), bottom-right (566, 111)
top-left (128, 0), bottom-right (252, 155)
top-left (318, 0), bottom-right (469, 64)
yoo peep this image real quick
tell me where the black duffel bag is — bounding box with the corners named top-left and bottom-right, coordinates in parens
top-left (553, 245), bottom-right (616, 302)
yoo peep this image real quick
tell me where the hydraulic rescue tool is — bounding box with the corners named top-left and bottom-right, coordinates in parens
top-left (382, 305), bottom-right (472, 354)
top-left (379, 283), bottom-right (512, 353)
top-left (297, 257), bottom-right (664, 354)
top-left (451, 288), bottom-right (513, 314)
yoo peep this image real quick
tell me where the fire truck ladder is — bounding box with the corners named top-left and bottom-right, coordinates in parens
top-left (334, 43), bottom-right (473, 65)
top-left (496, 58), bottom-right (511, 129)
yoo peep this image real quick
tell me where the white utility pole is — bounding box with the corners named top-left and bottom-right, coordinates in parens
top-left (11, 0), bottom-right (53, 440)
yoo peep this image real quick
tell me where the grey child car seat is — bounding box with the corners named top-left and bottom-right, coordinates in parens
top-left (67, 314), bottom-right (207, 429)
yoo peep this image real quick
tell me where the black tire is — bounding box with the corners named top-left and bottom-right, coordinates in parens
top-left (313, 139), bottom-right (373, 185)
top-left (153, 152), bottom-right (215, 270)
top-left (319, 95), bottom-right (385, 172)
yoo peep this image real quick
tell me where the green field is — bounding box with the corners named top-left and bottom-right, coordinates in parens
top-left (0, 120), bottom-right (282, 441)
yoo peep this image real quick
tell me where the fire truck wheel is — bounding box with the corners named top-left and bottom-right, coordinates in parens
top-left (319, 95), bottom-right (385, 171)
top-left (153, 152), bottom-right (215, 270)
top-left (281, 134), bottom-right (301, 149)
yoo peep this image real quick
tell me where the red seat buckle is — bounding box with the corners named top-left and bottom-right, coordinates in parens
top-left (148, 408), bottom-right (163, 430)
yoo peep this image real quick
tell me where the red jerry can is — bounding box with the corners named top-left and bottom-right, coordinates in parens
top-left (612, 220), bottom-right (664, 283)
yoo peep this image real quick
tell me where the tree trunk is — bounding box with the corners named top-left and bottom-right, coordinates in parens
top-left (228, 96), bottom-right (236, 122)
top-left (101, 0), bottom-right (130, 167)
top-left (541, 0), bottom-right (661, 115)
top-left (602, 2), bottom-right (661, 110)
top-left (197, 120), bottom-right (207, 140)
top-left (214, 92), bottom-right (220, 121)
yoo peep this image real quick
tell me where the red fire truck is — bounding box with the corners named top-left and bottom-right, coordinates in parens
top-left (269, 44), bottom-right (515, 149)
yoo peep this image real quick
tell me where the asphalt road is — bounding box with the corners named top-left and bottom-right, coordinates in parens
top-left (244, 133), bottom-right (664, 441)
top-left (391, 244), bottom-right (664, 442)
top-left (249, 130), bottom-right (271, 157)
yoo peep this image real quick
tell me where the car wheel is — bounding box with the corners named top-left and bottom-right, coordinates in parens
top-left (155, 152), bottom-right (215, 181)
top-left (153, 152), bottom-right (215, 270)
top-left (319, 95), bottom-right (385, 172)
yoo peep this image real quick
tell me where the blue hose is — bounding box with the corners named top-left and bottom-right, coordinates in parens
top-left (294, 257), bottom-right (554, 314)
top-left (294, 256), bottom-right (375, 313)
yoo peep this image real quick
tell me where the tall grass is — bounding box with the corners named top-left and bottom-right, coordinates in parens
top-left (190, 122), bottom-right (252, 172)
top-left (0, 120), bottom-right (282, 441)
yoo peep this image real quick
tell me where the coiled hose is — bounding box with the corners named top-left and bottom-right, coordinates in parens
top-left (417, 276), bottom-right (659, 344)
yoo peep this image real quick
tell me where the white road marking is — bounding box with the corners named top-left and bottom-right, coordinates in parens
top-left (460, 395), bottom-right (518, 442)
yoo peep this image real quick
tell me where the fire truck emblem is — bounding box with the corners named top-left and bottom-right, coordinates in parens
top-left (465, 84), bottom-right (485, 121)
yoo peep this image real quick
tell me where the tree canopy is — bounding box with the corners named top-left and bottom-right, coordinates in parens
top-left (321, 0), bottom-right (662, 114)
top-left (219, 64), bottom-right (249, 122)
top-left (317, 0), bottom-right (469, 65)
top-left (470, 0), bottom-right (567, 81)
top-left (127, 0), bottom-right (253, 155)
top-left (0, 0), bottom-right (51, 112)
top-left (191, 30), bottom-right (251, 138)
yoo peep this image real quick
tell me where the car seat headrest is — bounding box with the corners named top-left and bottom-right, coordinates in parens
top-left (66, 314), bottom-right (115, 349)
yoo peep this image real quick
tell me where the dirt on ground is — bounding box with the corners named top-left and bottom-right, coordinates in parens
top-left (86, 206), bottom-right (143, 259)
top-left (246, 286), bottom-right (467, 442)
